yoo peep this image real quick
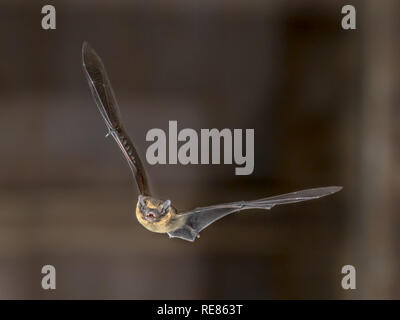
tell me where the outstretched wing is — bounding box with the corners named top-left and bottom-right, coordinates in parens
top-left (82, 42), bottom-right (151, 196)
top-left (168, 186), bottom-right (342, 242)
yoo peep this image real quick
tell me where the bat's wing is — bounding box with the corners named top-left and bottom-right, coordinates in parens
top-left (168, 186), bottom-right (342, 242)
top-left (82, 42), bottom-right (151, 196)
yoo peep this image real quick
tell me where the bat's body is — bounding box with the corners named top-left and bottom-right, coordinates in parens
top-left (82, 42), bottom-right (342, 242)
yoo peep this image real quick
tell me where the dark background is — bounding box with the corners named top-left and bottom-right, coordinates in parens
top-left (0, 0), bottom-right (398, 299)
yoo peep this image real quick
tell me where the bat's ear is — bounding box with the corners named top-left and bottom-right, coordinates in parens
top-left (162, 200), bottom-right (171, 212)
top-left (138, 195), bottom-right (145, 206)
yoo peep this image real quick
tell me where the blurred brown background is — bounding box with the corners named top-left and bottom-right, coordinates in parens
top-left (0, 0), bottom-right (398, 299)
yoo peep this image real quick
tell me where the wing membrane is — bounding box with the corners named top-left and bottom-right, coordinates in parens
top-left (82, 42), bottom-right (151, 196)
top-left (168, 186), bottom-right (342, 242)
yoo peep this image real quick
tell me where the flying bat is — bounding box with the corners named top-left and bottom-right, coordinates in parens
top-left (81, 42), bottom-right (342, 242)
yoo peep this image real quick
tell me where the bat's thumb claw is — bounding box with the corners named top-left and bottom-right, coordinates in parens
top-left (105, 128), bottom-right (117, 138)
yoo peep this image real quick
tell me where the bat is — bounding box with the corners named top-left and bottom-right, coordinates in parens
top-left (81, 42), bottom-right (342, 242)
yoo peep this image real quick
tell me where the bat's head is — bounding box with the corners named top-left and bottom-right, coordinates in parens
top-left (137, 195), bottom-right (174, 222)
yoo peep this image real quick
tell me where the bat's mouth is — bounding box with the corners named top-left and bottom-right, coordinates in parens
top-left (145, 212), bottom-right (160, 221)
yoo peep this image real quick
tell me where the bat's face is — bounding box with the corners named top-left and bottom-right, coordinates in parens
top-left (137, 195), bottom-right (174, 222)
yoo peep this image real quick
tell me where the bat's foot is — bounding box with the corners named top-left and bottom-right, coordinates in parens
top-left (185, 225), bottom-right (199, 240)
